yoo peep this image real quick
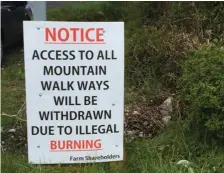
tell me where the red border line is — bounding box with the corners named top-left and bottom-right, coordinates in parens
top-left (44, 42), bottom-right (106, 45)
top-left (50, 149), bottom-right (103, 152)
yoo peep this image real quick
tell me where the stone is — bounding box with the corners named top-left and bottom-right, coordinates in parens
top-left (138, 132), bottom-right (144, 138)
top-left (177, 160), bottom-right (190, 168)
top-left (159, 97), bottom-right (173, 117)
top-left (164, 97), bottom-right (173, 112)
top-left (162, 115), bottom-right (171, 125)
top-left (125, 107), bottom-right (130, 113)
top-left (133, 111), bottom-right (140, 115)
top-left (160, 110), bottom-right (169, 117)
top-left (8, 129), bottom-right (16, 133)
top-left (127, 130), bottom-right (135, 136)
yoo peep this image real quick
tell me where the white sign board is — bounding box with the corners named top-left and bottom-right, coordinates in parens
top-left (23, 21), bottom-right (124, 164)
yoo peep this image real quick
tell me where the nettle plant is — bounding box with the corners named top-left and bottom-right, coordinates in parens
top-left (180, 45), bottom-right (224, 140)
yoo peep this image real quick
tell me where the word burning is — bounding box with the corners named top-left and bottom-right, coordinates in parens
top-left (50, 139), bottom-right (102, 151)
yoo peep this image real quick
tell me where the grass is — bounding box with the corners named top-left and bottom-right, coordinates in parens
top-left (1, 44), bottom-right (26, 127)
top-left (1, 47), bottom-right (224, 172)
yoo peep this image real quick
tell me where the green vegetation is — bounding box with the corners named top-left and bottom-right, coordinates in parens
top-left (2, 120), bottom-right (224, 173)
top-left (180, 45), bottom-right (224, 140)
top-left (1, 2), bottom-right (224, 173)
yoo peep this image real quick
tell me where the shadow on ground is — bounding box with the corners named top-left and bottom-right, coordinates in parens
top-left (2, 42), bottom-right (24, 68)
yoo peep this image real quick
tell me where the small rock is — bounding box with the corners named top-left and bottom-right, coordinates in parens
top-left (160, 109), bottom-right (169, 117)
top-left (8, 129), bottom-right (16, 133)
top-left (125, 108), bottom-right (130, 113)
top-left (127, 131), bottom-right (135, 136)
top-left (177, 160), bottom-right (190, 167)
top-left (159, 97), bottom-right (173, 117)
top-left (133, 111), bottom-right (140, 115)
top-left (143, 121), bottom-right (148, 126)
top-left (139, 132), bottom-right (144, 138)
top-left (164, 97), bottom-right (173, 112)
top-left (2, 141), bottom-right (5, 144)
top-left (162, 116), bottom-right (171, 125)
